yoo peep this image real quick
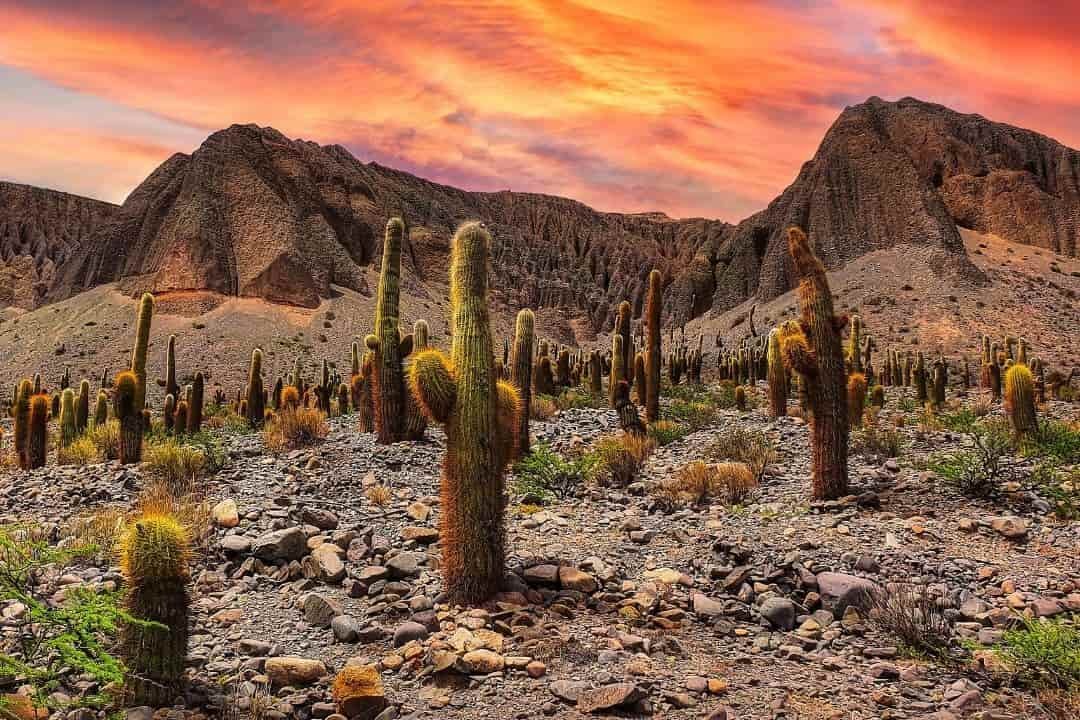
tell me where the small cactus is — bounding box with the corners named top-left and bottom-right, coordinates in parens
top-left (847, 373), bottom-right (867, 428)
top-left (847, 315), bottom-right (863, 373)
top-left (633, 353), bottom-right (646, 406)
top-left (119, 513), bottom-right (190, 707)
top-left (13, 380), bottom-right (31, 470)
top-left (93, 390), bottom-right (109, 427)
top-left (165, 334), bottom-right (178, 402)
top-left (114, 371), bottom-right (142, 464)
top-left (164, 394), bottom-right (176, 433)
top-left (174, 400), bottom-right (189, 435)
top-left (246, 349), bottom-right (265, 428)
top-left (735, 385), bottom-right (747, 412)
top-left (870, 384), bottom-right (885, 408)
top-left (404, 320), bottom-right (430, 440)
top-left (615, 301), bottom-right (633, 390)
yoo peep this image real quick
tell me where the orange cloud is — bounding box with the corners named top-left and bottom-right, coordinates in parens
top-left (1, 1), bottom-right (1078, 218)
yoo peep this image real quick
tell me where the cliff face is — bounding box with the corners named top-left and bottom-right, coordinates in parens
top-left (5, 96), bottom-right (1078, 328)
top-left (0, 182), bottom-right (118, 309)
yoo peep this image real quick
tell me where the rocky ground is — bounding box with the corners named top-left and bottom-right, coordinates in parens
top-left (1, 381), bottom-right (1077, 720)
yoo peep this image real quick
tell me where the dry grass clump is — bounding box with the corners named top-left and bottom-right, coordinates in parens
top-left (136, 480), bottom-right (213, 553)
top-left (869, 583), bottom-right (956, 662)
top-left (57, 436), bottom-right (100, 466)
top-left (653, 460), bottom-right (758, 508)
top-left (530, 395), bottom-right (558, 421)
top-left (264, 406), bottom-right (329, 452)
top-left (143, 439), bottom-right (207, 496)
top-left (88, 419), bottom-right (121, 461)
top-left (591, 433), bottom-right (656, 487)
top-left (704, 427), bottom-right (776, 482)
top-left (365, 485), bottom-right (392, 507)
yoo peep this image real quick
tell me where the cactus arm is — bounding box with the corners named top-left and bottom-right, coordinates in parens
top-left (409, 349), bottom-right (457, 424)
top-left (399, 333), bottom-right (414, 358)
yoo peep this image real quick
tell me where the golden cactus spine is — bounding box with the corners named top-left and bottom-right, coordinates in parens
top-left (27, 394), bottom-right (48, 469)
top-left (847, 372), bottom-right (867, 428)
top-left (369, 217), bottom-right (410, 444)
top-left (510, 309), bottom-right (535, 456)
top-left (93, 390), bottom-right (109, 427)
top-left (609, 334), bottom-right (626, 408)
top-left (776, 227), bottom-right (849, 501)
top-left (847, 314), bottom-right (863, 373)
top-left (76, 379), bottom-right (90, 433)
top-left (119, 513), bottom-right (190, 707)
top-left (165, 334), bottom-right (178, 402)
top-left (766, 328), bottom-right (787, 418)
top-left (404, 319), bottom-right (430, 440)
top-left (1004, 363), bottom-right (1038, 437)
top-left (409, 222), bottom-right (521, 605)
top-left (633, 352), bottom-right (646, 406)
top-left (644, 269), bottom-right (662, 423)
top-left (58, 388), bottom-right (76, 449)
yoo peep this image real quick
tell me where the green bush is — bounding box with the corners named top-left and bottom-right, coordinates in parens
top-left (142, 439), bottom-right (207, 496)
top-left (1023, 420), bottom-right (1080, 464)
top-left (704, 427), bottom-right (776, 482)
top-left (938, 407), bottom-right (980, 434)
top-left (555, 388), bottom-right (605, 411)
top-left (1030, 461), bottom-right (1080, 520)
top-left (667, 399), bottom-right (719, 430)
top-left (998, 616), bottom-right (1080, 689)
top-left (928, 420), bottom-right (1013, 498)
top-left (851, 423), bottom-right (905, 462)
top-left (511, 444), bottom-right (598, 501)
top-left (647, 420), bottom-right (689, 446)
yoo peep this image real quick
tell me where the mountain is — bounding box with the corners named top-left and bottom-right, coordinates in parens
top-left (2, 96), bottom-right (1078, 329)
top-left (0, 182), bottom-right (117, 309)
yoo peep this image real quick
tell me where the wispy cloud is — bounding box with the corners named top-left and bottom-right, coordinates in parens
top-left (1, 0), bottom-right (1077, 218)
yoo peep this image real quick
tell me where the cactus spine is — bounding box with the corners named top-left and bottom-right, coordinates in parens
top-left (368, 217), bottom-right (410, 444)
top-left (776, 227), bottom-right (849, 501)
top-left (115, 371), bottom-right (142, 464)
top-left (616, 301), bottom-right (632, 390)
top-left (188, 372), bottom-right (204, 433)
top-left (165, 334), bottom-right (178, 403)
top-left (357, 351), bottom-right (375, 432)
top-left (408, 222), bottom-right (521, 605)
top-left (1004, 363), bottom-right (1038, 438)
top-left (847, 315), bottom-right (863, 373)
top-left (76, 379), bottom-right (90, 433)
top-left (510, 309), bottom-right (535, 456)
top-left (404, 319), bottom-right (430, 440)
top-left (644, 269), bottom-right (662, 423)
top-left (164, 394), bottom-right (176, 433)
top-left (119, 513), bottom-right (190, 706)
top-left (847, 373), bottom-right (866, 428)
top-left (93, 390), bottom-right (108, 427)
top-left (633, 353), bottom-right (647, 406)
top-left (766, 328), bottom-right (787, 418)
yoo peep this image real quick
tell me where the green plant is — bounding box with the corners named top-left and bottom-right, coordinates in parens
top-left (530, 394), bottom-right (558, 421)
top-left (246, 348), bottom-right (265, 428)
top-left (511, 443), bottom-right (597, 501)
top-left (667, 398), bottom-right (718, 430)
top-left (647, 419), bottom-right (688, 446)
top-left (1023, 420), bottom-right (1080, 464)
top-left (0, 524), bottom-right (146, 714)
top-left (704, 427), bottom-right (776, 482)
top-left (57, 436), bottom-right (100, 466)
top-left (929, 420), bottom-right (1013, 498)
top-left (939, 407), bottom-right (980, 433)
top-left (143, 439), bottom-right (207, 496)
top-left (776, 227), bottom-right (849, 500)
top-left (1030, 461), bottom-right (1079, 520)
top-left (263, 406), bottom-right (329, 452)
top-left (588, 433), bottom-right (655, 487)
top-left (555, 388), bottom-right (604, 411)
top-left (114, 371), bottom-right (142, 464)
top-left (997, 616), bottom-right (1079, 690)
top-left (409, 222), bottom-right (522, 605)
top-left (851, 422), bottom-right (904, 462)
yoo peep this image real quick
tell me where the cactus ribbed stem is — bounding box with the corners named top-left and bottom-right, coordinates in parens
top-left (131, 293), bottom-right (154, 420)
top-left (616, 301), bottom-right (632, 390)
top-left (27, 395), bottom-right (48, 469)
top-left (645, 269), bottom-right (662, 423)
top-left (609, 335), bottom-right (626, 408)
top-left (766, 328), bottom-right (787, 418)
top-left (14, 380), bottom-right (31, 470)
top-left (370, 217), bottom-right (409, 443)
top-left (1004, 363), bottom-right (1038, 438)
top-left (246, 349), bottom-right (265, 428)
top-left (76, 379), bottom-right (90, 433)
top-left (115, 371), bottom-right (142, 464)
top-left (510, 309), bottom-right (535, 456)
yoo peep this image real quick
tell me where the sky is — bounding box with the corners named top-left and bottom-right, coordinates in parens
top-left (1, 1), bottom-right (1077, 221)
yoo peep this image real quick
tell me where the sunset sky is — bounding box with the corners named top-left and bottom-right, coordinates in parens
top-left (1, 1), bottom-right (1077, 220)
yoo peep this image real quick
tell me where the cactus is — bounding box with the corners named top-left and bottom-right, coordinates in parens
top-left (165, 334), bottom-right (178, 403)
top-left (51, 393), bottom-right (60, 419)
top-left (367, 217), bottom-right (412, 444)
top-left (27, 395), bottom-right (48, 469)
top-left (131, 293), bottom-right (154, 422)
top-left (645, 269), bottom-right (662, 423)
top-left (119, 513), bottom-right (190, 707)
top-left (188, 372), bottom-right (204, 433)
top-left (281, 385), bottom-right (301, 410)
top-left (1004, 363), bottom-right (1038, 438)
top-left (164, 394), bottom-right (176, 433)
top-left (408, 222), bottom-right (521, 605)
top-left (174, 400), bottom-right (188, 435)
top-left (94, 390), bottom-right (109, 427)
top-left (403, 320), bottom-right (430, 440)
top-left (776, 227), bottom-right (849, 501)
top-left (847, 372), bottom-right (866, 428)
top-left (932, 357), bottom-right (948, 408)
top-left (766, 328), bottom-right (787, 418)
top-left (555, 349), bottom-right (571, 387)
top-left (76, 379), bottom-right (90, 433)
top-left (609, 335), bottom-right (626, 408)
top-left (587, 350), bottom-right (602, 395)
top-left (616, 301), bottom-right (633, 390)
top-left (357, 351), bottom-right (375, 432)
top-left (115, 371), bottom-right (142, 464)
top-left (13, 381), bottom-right (31, 470)
top-left (532, 356), bottom-right (555, 396)
top-left (870, 384), bottom-right (885, 408)
top-left (847, 315), bottom-right (863, 373)
top-left (633, 353), bottom-right (646, 406)
top-left (246, 349), bottom-right (265, 428)
top-left (509, 309), bottom-right (535, 456)
top-left (914, 352), bottom-right (928, 404)
top-left (735, 385), bottom-right (747, 412)
top-left (337, 383), bottom-right (350, 415)
top-left (351, 341), bottom-right (361, 378)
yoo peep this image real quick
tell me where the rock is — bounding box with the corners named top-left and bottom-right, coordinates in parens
top-left (549, 680), bottom-right (588, 703)
top-left (526, 660), bottom-right (547, 678)
top-left (816, 572), bottom-right (879, 616)
top-left (461, 649), bottom-right (505, 674)
top-left (300, 507), bottom-right (339, 530)
top-left (332, 664), bottom-right (387, 720)
top-left (220, 535), bottom-right (252, 554)
top-left (303, 593), bottom-right (344, 627)
top-left (405, 501), bottom-right (431, 522)
top-left (331, 615), bottom-right (364, 642)
top-left (692, 593), bottom-right (724, 618)
top-left (400, 527), bottom-right (439, 544)
top-left (393, 621), bottom-right (429, 647)
top-left (386, 552), bottom-right (421, 579)
top-left (558, 566), bottom-right (597, 593)
top-left (211, 499), bottom-right (239, 528)
top-left (989, 516), bottom-right (1028, 539)
top-left (524, 564), bottom-right (560, 587)
top-left (759, 597), bottom-right (796, 630)
top-left (252, 526), bottom-right (308, 562)
top-left (312, 543), bottom-right (346, 583)
top-left (576, 683), bottom-right (644, 713)
top-left (265, 656), bottom-right (327, 687)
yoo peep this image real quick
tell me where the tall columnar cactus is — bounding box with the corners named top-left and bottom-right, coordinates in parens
top-left (357, 351), bottom-right (375, 432)
top-left (165, 334), bottom-right (178, 403)
top-left (766, 328), bottom-right (787, 418)
top-left (847, 314), bottom-right (863, 373)
top-left (588, 351), bottom-right (603, 395)
top-left (351, 341), bottom-right (361, 378)
top-left (188, 372), bottom-right (204, 433)
top-left (914, 352), bottom-right (928, 404)
top-left (115, 371), bottom-right (142, 464)
top-left (174, 400), bottom-right (188, 435)
top-left (14, 380), bottom-right (31, 470)
top-left (58, 388), bottom-right (76, 448)
top-left (847, 373), bottom-right (867, 428)
top-left (94, 390), bottom-right (108, 427)
top-left (119, 513), bottom-right (190, 707)
top-left (246, 349), bottom-right (265, 428)
top-left (367, 217), bottom-right (412, 444)
top-left (76, 379), bottom-right (90, 433)
top-left (533, 356), bottom-right (555, 396)
top-left (1004, 363), bottom-right (1038, 438)
top-left (408, 222), bottom-right (521, 605)
top-left (404, 320), bottom-right (430, 440)
top-left (633, 353), bottom-right (646, 406)
top-left (616, 301), bottom-right (633, 390)
top-left (776, 227), bottom-right (849, 501)
top-left (932, 357), bottom-right (948, 408)
top-left (509, 309), bottom-right (535, 456)
top-left (644, 269), bottom-right (662, 423)
top-left (27, 395), bottom-right (49, 469)
top-left (609, 335), bottom-right (626, 408)
top-left (132, 293), bottom-right (154, 420)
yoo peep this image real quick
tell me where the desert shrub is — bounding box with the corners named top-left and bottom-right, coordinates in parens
top-left (851, 422), bottom-right (904, 462)
top-left (664, 383), bottom-right (711, 403)
top-left (997, 617), bottom-right (1080, 690)
top-left (263, 406), bottom-right (328, 452)
top-left (647, 420), bottom-right (688, 446)
top-left (530, 395), bottom-right (558, 421)
top-left (971, 396), bottom-right (993, 417)
top-left (1030, 462), bottom-right (1079, 520)
top-left (143, 439), bottom-right (207, 496)
top-left (917, 404), bottom-right (944, 432)
top-left (929, 420), bottom-right (1013, 498)
top-left (136, 481), bottom-right (213, 553)
top-left (1023, 420), bottom-right (1080, 464)
top-left (667, 399), bottom-right (719, 430)
top-left (57, 436), bottom-right (100, 466)
top-left (512, 443), bottom-right (597, 501)
top-left (365, 485), bottom-right (392, 507)
top-left (939, 407), bottom-right (980, 433)
top-left (88, 419), bottom-right (120, 461)
top-left (704, 427), bottom-right (776, 482)
top-left (869, 584), bottom-right (957, 662)
top-left (653, 460), bottom-right (757, 508)
top-left (589, 433), bottom-right (655, 487)
top-left (896, 395), bottom-right (917, 413)
top-left (181, 430), bottom-right (228, 474)
top-left (555, 388), bottom-right (604, 411)
top-left (65, 507), bottom-right (127, 565)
